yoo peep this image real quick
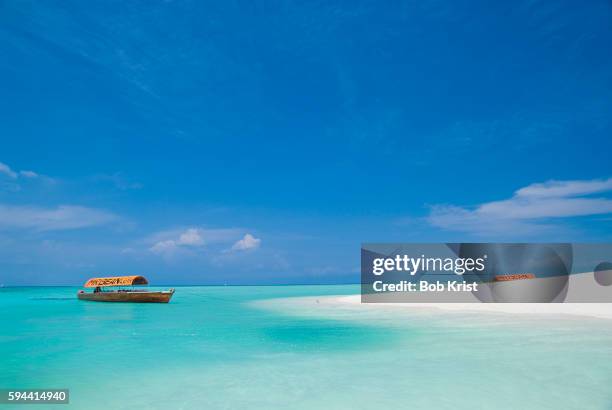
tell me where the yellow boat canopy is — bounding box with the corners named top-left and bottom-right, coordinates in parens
top-left (84, 275), bottom-right (149, 288)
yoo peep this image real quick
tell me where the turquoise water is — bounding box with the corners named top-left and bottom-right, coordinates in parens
top-left (2, 286), bottom-right (612, 409)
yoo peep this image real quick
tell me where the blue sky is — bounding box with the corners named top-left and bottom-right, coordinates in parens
top-left (1, 0), bottom-right (611, 285)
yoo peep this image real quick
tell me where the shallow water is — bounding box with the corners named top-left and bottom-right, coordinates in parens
top-left (1, 286), bottom-right (612, 409)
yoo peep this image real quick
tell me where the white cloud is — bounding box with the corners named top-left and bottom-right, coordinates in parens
top-left (0, 162), bottom-right (47, 193)
top-left (231, 233), bottom-right (261, 251)
top-left (0, 161), bottom-right (42, 180)
top-left (149, 227), bottom-right (206, 255)
top-left (515, 178), bottom-right (612, 198)
top-left (148, 228), bottom-right (261, 256)
top-left (149, 227), bottom-right (239, 245)
top-left (178, 228), bottom-right (204, 246)
top-left (0, 162), bottom-right (17, 179)
top-left (427, 177), bottom-right (612, 236)
top-left (150, 240), bottom-right (178, 255)
top-left (0, 204), bottom-right (118, 231)
top-left (19, 170), bottom-right (39, 178)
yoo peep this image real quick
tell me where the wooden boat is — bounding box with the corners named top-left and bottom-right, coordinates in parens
top-left (494, 273), bottom-right (535, 282)
top-left (77, 275), bottom-right (174, 303)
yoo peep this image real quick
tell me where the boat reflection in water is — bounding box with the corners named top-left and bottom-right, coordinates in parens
top-left (77, 275), bottom-right (175, 303)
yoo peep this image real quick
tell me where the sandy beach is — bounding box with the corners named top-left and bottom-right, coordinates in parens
top-left (258, 294), bottom-right (612, 321)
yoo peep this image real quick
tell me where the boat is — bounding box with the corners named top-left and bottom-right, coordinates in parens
top-left (77, 275), bottom-right (175, 303)
top-left (494, 273), bottom-right (535, 282)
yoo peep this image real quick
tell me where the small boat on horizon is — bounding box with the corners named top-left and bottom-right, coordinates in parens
top-left (77, 275), bottom-right (174, 303)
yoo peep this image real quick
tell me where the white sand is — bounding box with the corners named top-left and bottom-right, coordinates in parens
top-left (334, 295), bottom-right (612, 319)
top-left (257, 294), bottom-right (612, 321)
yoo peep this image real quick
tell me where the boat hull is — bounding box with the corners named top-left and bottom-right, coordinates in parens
top-left (78, 290), bottom-right (174, 303)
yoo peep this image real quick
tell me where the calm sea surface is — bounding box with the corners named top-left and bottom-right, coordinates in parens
top-left (1, 286), bottom-right (612, 409)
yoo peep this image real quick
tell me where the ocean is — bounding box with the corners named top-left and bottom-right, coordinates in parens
top-left (2, 285), bottom-right (612, 409)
